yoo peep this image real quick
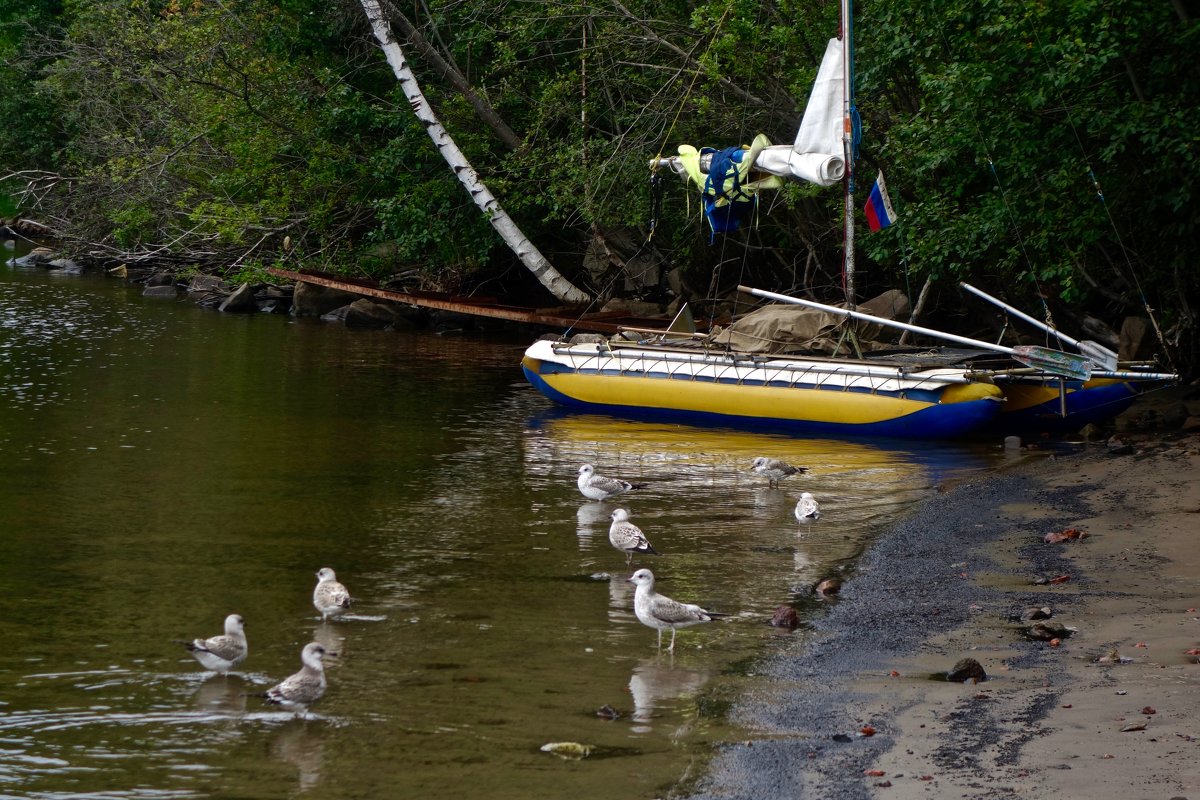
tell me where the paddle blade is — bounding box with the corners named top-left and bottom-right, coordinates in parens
top-left (1012, 345), bottom-right (1092, 381)
top-left (1078, 340), bottom-right (1119, 371)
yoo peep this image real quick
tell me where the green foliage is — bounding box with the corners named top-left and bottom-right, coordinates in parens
top-left (858, 0), bottom-right (1198, 322)
top-left (0, 0), bottom-right (1194, 364)
top-left (0, 0), bottom-right (66, 170)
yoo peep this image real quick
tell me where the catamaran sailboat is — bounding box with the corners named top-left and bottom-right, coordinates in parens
top-left (521, 0), bottom-right (1174, 438)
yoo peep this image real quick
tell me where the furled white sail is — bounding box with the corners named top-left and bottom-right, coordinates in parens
top-left (654, 37), bottom-right (845, 188)
top-left (754, 38), bottom-right (845, 186)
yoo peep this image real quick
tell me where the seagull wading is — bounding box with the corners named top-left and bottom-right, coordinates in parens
top-left (313, 567), bottom-right (352, 620)
top-left (175, 613), bottom-right (247, 674)
top-left (628, 569), bottom-right (725, 652)
top-left (750, 457), bottom-right (808, 488)
top-left (608, 508), bottom-right (659, 564)
top-left (258, 642), bottom-right (333, 716)
top-left (577, 464), bottom-right (640, 501)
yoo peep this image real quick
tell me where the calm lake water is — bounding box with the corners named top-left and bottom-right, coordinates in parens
top-left (0, 257), bottom-right (1002, 798)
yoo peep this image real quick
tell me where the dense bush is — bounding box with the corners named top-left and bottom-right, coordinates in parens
top-left (1, 0), bottom-right (1195, 368)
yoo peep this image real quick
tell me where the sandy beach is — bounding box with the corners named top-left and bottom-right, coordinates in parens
top-left (685, 385), bottom-right (1200, 800)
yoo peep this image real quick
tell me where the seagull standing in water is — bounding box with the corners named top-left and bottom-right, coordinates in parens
top-left (794, 492), bottom-right (821, 522)
top-left (628, 569), bottom-right (725, 652)
top-left (258, 642), bottom-right (332, 716)
top-left (313, 568), bottom-right (352, 620)
top-left (751, 457), bottom-right (807, 488)
top-left (175, 613), bottom-right (247, 674)
top-left (577, 464), bottom-right (640, 501)
top-left (608, 508), bottom-right (659, 564)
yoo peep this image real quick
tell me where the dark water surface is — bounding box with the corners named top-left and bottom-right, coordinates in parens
top-left (0, 261), bottom-right (1002, 798)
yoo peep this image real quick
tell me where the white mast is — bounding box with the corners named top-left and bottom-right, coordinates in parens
top-left (841, 0), bottom-right (856, 310)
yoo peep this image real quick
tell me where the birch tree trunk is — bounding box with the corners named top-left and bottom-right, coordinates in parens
top-left (359, 0), bottom-right (591, 306)
top-left (387, 8), bottom-right (523, 151)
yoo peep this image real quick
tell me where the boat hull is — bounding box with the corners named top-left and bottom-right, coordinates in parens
top-left (521, 342), bottom-right (1004, 439)
top-left (993, 377), bottom-right (1154, 435)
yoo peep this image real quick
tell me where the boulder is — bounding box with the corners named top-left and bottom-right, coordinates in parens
top-left (48, 257), bottom-right (82, 273)
top-left (770, 606), bottom-right (801, 630)
top-left (292, 281), bottom-right (360, 318)
top-left (13, 247), bottom-right (56, 267)
top-left (344, 299), bottom-right (397, 329)
top-left (218, 282), bottom-right (258, 313)
top-left (258, 285), bottom-right (293, 315)
top-left (1025, 621), bottom-right (1072, 641)
top-left (321, 304), bottom-right (351, 322)
top-left (947, 657), bottom-right (987, 684)
top-left (599, 298), bottom-right (664, 317)
top-left (142, 285), bottom-right (179, 298)
top-left (187, 274), bottom-right (230, 294)
top-left (430, 310), bottom-right (474, 333)
top-left (1119, 317), bottom-right (1158, 362)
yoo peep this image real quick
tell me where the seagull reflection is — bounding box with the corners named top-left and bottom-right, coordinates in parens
top-left (607, 572), bottom-right (634, 616)
top-left (794, 543), bottom-right (815, 575)
top-left (576, 502), bottom-right (613, 536)
top-left (750, 486), bottom-right (793, 517)
top-left (192, 676), bottom-right (247, 715)
top-left (628, 657), bottom-right (710, 726)
top-left (271, 722), bottom-right (325, 792)
top-left (311, 623), bottom-right (346, 663)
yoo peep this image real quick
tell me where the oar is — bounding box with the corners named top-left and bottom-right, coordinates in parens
top-left (959, 282), bottom-right (1119, 371)
top-left (738, 285), bottom-right (1093, 381)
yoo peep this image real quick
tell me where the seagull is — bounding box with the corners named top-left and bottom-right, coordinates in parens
top-left (628, 568), bottom-right (725, 652)
top-left (794, 492), bottom-right (821, 522)
top-left (175, 613), bottom-right (247, 674)
top-left (577, 464), bottom-right (640, 501)
top-left (751, 457), bottom-right (807, 488)
top-left (257, 642), bottom-right (332, 715)
top-left (313, 568), bottom-right (352, 620)
top-left (609, 508), bottom-right (659, 564)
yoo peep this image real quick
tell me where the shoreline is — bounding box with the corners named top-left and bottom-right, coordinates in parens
top-left (683, 388), bottom-right (1200, 799)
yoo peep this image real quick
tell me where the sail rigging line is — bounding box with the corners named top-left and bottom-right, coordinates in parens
top-left (719, 0), bottom-right (773, 330)
top-left (1027, 25), bottom-right (1174, 370)
top-left (648, 4), bottom-right (735, 178)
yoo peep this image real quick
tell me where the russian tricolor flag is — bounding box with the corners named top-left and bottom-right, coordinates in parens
top-left (864, 171), bottom-right (897, 232)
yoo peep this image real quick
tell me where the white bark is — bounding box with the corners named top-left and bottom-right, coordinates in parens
top-left (359, 0), bottom-right (591, 305)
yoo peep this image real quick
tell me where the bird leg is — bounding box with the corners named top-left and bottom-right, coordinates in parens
top-left (668, 628), bottom-right (677, 652)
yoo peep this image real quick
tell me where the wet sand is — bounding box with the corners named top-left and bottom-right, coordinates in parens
top-left (684, 387), bottom-right (1200, 800)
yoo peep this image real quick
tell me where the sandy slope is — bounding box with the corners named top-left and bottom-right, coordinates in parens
top-left (868, 440), bottom-right (1200, 799)
top-left (683, 386), bottom-right (1200, 800)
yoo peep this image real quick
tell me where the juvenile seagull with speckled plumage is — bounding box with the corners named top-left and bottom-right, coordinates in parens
top-left (313, 567), bottom-right (352, 620)
top-left (577, 464), bottom-right (641, 501)
top-left (608, 508), bottom-right (659, 564)
top-left (257, 642), bottom-right (332, 716)
top-left (751, 457), bottom-right (807, 488)
top-left (175, 613), bottom-right (247, 674)
top-left (794, 492), bottom-right (821, 522)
